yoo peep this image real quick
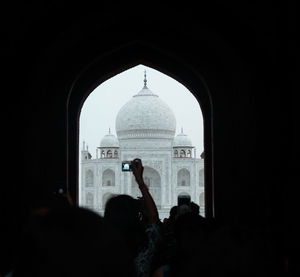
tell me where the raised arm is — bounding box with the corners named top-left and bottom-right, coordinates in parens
top-left (131, 158), bottom-right (159, 223)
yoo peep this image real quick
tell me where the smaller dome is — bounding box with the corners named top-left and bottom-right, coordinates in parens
top-left (100, 132), bottom-right (119, 148)
top-left (173, 129), bottom-right (193, 147)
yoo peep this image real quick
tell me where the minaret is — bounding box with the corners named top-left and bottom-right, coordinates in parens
top-left (81, 140), bottom-right (91, 161)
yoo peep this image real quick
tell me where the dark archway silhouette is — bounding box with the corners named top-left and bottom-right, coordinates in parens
top-left (67, 41), bottom-right (214, 217)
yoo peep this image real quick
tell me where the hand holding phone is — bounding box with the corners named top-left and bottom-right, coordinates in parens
top-left (131, 158), bottom-right (144, 184)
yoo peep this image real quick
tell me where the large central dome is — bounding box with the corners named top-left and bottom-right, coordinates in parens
top-left (115, 79), bottom-right (176, 140)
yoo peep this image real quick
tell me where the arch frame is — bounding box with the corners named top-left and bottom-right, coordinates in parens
top-left (102, 168), bottom-right (115, 187)
top-left (132, 165), bottom-right (161, 187)
top-left (85, 169), bottom-right (94, 187)
top-left (67, 41), bottom-right (214, 217)
top-left (177, 168), bottom-right (191, 187)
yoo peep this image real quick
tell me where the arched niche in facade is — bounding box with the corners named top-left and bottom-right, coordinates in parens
top-left (67, 41), bottom-right (214, 217)
top-left (102, 169), bottom-right (115, 186)
top-left (86, 192), bottom-right (94, 207)
top-left (177, 168), bottom-right (191, 186)
top-left (180, 149), bottom-right (186, 158)
top-left (132, 166), bottom-right (161, 208)
top-left (107, 150), bottom-right (112, 158)
top-left (85, 169), bottom-right (94, 187)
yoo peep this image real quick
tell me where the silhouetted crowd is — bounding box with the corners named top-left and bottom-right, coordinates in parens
top-left (2, 159), bottom-right (289, 276)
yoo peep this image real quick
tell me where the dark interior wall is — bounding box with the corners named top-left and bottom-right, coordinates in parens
top-left (1, 1), bottom-right (289, 273)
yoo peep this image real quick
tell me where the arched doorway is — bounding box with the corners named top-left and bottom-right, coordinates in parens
top-left (132, 166), bottom-right (161, 209)
top-left (102, 169), bottom-right (115, 186)
top-left (177, 168), bottom-right (191, 187)
top-left (67, 42), bottom-right (214, 217)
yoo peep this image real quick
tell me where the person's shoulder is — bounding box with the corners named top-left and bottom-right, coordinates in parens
top-left (145, 222), bottom-right (160, 230)
top-left (145, 222), bottom-right (161, 238)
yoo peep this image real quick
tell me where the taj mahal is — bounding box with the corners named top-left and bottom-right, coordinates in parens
top-left (80, 72), bottom-right (205, 218)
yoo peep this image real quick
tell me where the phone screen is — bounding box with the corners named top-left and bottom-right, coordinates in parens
top-left (122, 161), bottom-right (132, 171)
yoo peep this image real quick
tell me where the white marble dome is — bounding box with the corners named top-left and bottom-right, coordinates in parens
top-left (115, 85), bottom-right (176, 140)
top-left (173, 131), bottom-right (193, 147)
top-left (100, 132), bottom-right (119, 147)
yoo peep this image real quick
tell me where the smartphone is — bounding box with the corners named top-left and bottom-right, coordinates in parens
top-left (122, 160), bottom-right (140, 172)
top-left (122, 161), bottom-right (132, 171)
top-left (178, 195), bottom-right (191, 207)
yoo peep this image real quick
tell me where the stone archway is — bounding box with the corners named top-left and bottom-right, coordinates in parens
top-left (132, 166), bottom-right (161, 208)
top-left (102, 169), bottom-right (115, 186)
top-left (68, 42), bottom-right (214, 217)
top-left (177, 168), bottom-right (190, 186)
top-left (85, 169), bottom-right (94, 187)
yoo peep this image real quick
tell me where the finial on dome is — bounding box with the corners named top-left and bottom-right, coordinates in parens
top-left (143, 70), bottom-right (147, 88)
top-left (109, 127), bottom-right (111, 134)
top-left (181, 127), bottom-right (183, 134)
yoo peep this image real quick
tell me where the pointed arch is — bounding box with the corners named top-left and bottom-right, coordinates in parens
top-left (132, 166), bottom-right (161, 208)
top-left (107, 150), bottom-right (112, 158)
top-left (102, 169), bottom-right (115, 186)
top-left (86, 192), bottom-right (94, 207)
top-left (177, 168), bottom-right (190, 186)
top-left (68, 41), bottom-right (214, 217)
top-left (180, 149), bottom-right (186, 158)
top-left (85, 169), bottom-right (94, 187)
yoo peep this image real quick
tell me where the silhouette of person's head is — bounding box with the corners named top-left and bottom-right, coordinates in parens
top-left (13, 207), bottom-right (135, 277)
top-left (104, 194), bottom-right (146, 257)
